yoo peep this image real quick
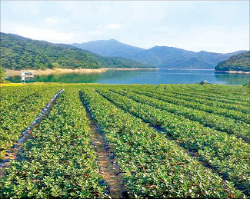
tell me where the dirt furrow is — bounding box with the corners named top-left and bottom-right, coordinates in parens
top-left (79, 91), bottom-right (126, 199)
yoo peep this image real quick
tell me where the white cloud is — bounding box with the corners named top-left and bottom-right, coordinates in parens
top-left (106, 24), bottom-right (123, 29)
top-left (45, 18), bottom-right (59, 24)
top-left (14, 27), bottom-right (76, 43)
top-left (89, 30), bottom-right (103, 36)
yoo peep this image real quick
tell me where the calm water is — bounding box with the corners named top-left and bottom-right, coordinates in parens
top-left (7, 69), bottom-right (249, 85)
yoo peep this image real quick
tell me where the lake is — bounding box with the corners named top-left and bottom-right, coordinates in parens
top-left (7, 69), bottom-right (249, 85)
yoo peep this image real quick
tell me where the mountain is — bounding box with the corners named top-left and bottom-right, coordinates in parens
top-left (0, 33), bottom-right (151, 70)
top-left (73, 39), bottom-right (245, 69)
top-left (72, 39), bottom-right (145, 58)
top-left (215, 51), bottom-right (250, 72)
top-left (131, 47), bottom-right (246, 69)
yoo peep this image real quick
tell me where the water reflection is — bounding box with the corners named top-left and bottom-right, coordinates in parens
top-left (214, 73), bottom-right (249, 85)
top-left (7, 69), bottom-right (249, 85)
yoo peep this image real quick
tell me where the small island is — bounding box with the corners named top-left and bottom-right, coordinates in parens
top-left (215, 51), bottom-right (250, 74)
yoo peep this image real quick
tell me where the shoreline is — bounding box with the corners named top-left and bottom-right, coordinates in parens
top-left (5, 68), bottom-right (107, 77)
top-left (5, 67), bottom-right (158, 77)
top-left (6, 68), bottom-right (249, 77)
top-left (106, 68), bottom-right (158, 71)
top-left (214, 70), bottom-right (250, 74)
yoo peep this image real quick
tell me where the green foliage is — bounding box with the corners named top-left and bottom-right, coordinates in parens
top-left (0, 83), bottom-right (248, 197)
top-left (0, 33), bottom-right (151, 70)
top-left (95, 55), bottom-right (151, 68)
top-left (0, 85), bottom-right (61, 160)
top-left (215, 51), bottom-right (250, 72)
top-left (0, 88), bottom-right (107, 198)
top-left (112, 88), bottom-right (249, 141)
top-left (80, 87), bottom-right (245, 198)
top-left (0, 66), bottom-right (5, 83)
top-left (97, 86), bottom-right (249, 195)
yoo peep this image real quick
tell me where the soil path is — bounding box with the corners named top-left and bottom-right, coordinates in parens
top-left (79, 91), bottom-right (126, 199)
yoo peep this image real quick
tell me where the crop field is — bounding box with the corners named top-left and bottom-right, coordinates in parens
top-left (0, 83), bottom-right (249, 198)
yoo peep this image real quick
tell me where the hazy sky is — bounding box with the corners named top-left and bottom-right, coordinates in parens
top-left (1, 1), bottom-right (249, 53)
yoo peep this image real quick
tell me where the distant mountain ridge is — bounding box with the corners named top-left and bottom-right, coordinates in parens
top-left (72, 40), bottom-right (246, 69)
top-left (72, 39), bottom-right (144, 58)
top-left (0, 33), bottom-right (151, 70)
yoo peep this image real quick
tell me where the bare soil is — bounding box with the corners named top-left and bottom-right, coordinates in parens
top-left (79, 92), bottom-right (126, 199)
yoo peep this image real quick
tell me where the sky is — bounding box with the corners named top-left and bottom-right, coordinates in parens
top-left (1, 1), bottom-right (249, 53)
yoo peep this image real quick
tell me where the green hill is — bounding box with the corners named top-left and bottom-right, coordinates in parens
top-left (0, 33), bottom-right (151, 70)
top-left (215, 51), bottom-right (250, 72)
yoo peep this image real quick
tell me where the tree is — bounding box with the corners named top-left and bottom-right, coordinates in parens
top-left (0, 66), bottom-right (6, 83)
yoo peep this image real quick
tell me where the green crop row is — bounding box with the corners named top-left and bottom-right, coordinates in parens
top-left (159, 91), bottom-right (249, 114)
top-left (0, 86), bottom-right (61, 161)
top-left (0, 83), bottom-right (248, 198)
top-left (133, 89), bottom-right (249, 124)
top-left (168, 84), bottom-right (247, 96)
top-left (153, 84), bottom-right (249, 104)
top-left (168, 90), bottom-right (249, 108)
top-left (121, 84), bottom-right (249, 107)
top-left (0, 88), bottom-right (108, 198)
top-left (80, 88), bottom-right (244, 198)
top-left (0, 85), bottom-right (45, 111)
top-left (97, 89), bottom-right (249, 195)
top-left (112, 88), bottom-right (249, 142)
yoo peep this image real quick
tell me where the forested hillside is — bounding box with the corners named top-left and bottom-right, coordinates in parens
top-left (0, 33), bottom-right (150, 70)
top-left (215, 51), bottom-right (250, 72)
top-left (0, 67), bottom-right (5, 83)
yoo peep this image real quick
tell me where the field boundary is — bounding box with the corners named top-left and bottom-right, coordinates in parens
top-left (0, 89), bottom-right (65, 176)
top-left (79, 91), bottom-right (127, 199)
